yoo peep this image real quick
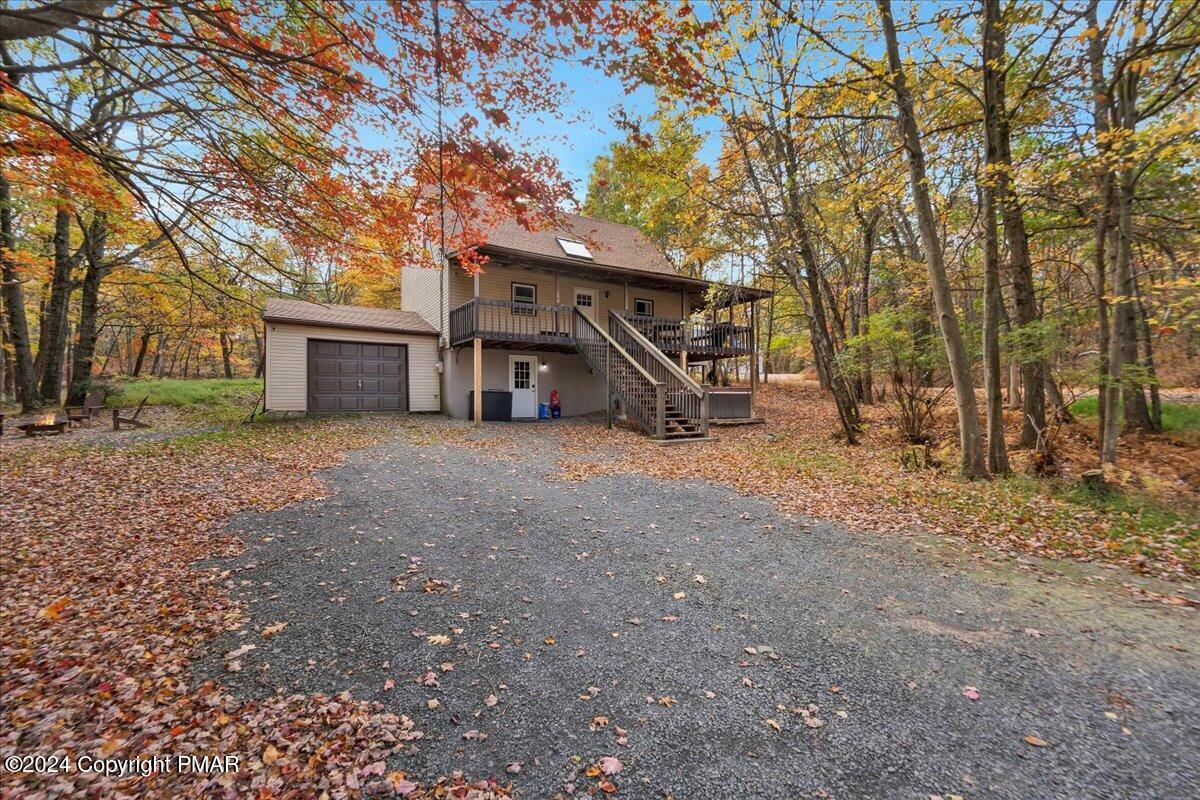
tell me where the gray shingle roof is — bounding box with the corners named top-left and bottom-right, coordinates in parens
top-left (263, 298), bottom-right (437, 335)
top-left (448, 208), bottom-right (685, 280)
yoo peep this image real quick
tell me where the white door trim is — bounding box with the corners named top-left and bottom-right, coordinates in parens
top-left (508, 354), bottom-right (537, 418)
top-left (573, 288), bottom-right (598, 322)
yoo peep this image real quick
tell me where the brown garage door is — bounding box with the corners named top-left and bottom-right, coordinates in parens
top-left (307, 339), bottom-right (408, 413)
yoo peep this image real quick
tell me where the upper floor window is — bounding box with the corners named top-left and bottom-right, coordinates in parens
top-left (557, 238), bottom-right (593, 260)
top-left (511, 282), bottom-right (536, 315)
top-left (634, 298), bottom-right (654, 317)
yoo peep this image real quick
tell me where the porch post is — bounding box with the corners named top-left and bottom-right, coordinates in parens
top-left (749, 299), bottom-right (758, 409)
top-left (473, 337), bottom-right (482, 424)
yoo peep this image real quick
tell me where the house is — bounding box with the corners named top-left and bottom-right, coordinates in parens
top-left (263, 211), bottom-right (768, 440)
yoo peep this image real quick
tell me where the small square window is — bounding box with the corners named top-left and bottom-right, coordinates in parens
top-left (512, 282), bottom-right (536, 316)
top-left (634, 298), bottom-right (654, 316)
top-left (557, 238), bottom-right (594, 259)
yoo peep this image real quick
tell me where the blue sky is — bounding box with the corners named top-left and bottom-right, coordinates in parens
top-left (536, 59), bottom-right (658, 203)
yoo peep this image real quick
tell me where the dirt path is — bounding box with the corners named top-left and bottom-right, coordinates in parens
top-left (201, 427), bottom-right (1199, 799)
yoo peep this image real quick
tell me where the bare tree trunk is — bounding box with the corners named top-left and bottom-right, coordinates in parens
top-left (131, 329), bottom-right (153, 377)
top-left (856, 213), bottom-right (877, 403)
top-left (38, 205), bottom-right (77, 403)
top-left (219, 330), bottom-right (234, 378)
top-left (1101, 67), bottom-right (1139, 463)
top-left (151, 334), bottom-right (165, 376)
top-left (0, 169), bottom-right (41, 411)
top-left (1087, 0), bottom-right (1113, 441)
top-left (66, 212), bottom-right (108, 405)
top-left (981, 0), bottom-right (1011, 473)
top-left (982, 0), bottom-right (1044, 448)
top-left (1133, 274), bottom-right (1162, 431)
top-left (879, 0), bottom-right (987, 477)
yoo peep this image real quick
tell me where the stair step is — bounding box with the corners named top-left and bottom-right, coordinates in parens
top-left (664, 429), bottom-right (705, 438)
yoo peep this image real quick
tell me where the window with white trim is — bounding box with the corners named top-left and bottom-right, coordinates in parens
top-left (634, 298), bottom-right (654, 316)
top-left (511, 282), bottom-right (536, 316)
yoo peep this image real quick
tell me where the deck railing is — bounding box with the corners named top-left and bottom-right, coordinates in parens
top-left (609, 311), bottom-right (708, 437)
top-left (615, 311), bottom-right (753, 356)
top-left (449, 298), bottom-right (575, 347)
top-left (572, 308), bottom-right (666, 438)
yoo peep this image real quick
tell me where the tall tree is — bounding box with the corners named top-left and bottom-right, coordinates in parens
top-left (981, 0), bottom-right (1045, 449)
top-left (980, 0), bottom-right (1012, 473)
top-left (877, 0), bottom-right (987, 477)
top-left (0, 168), bottom-right (39, 410)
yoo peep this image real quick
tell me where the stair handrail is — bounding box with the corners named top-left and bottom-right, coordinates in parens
top-left (573, 308), bottom-right (666, 437)
top-left (574, 309), bottom-right (659, 387)
top-left (609, 311), bottom-right (709, 437)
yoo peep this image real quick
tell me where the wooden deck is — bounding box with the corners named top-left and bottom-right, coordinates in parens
top-left (449, 300), bottom-right (753, 360)
top-left (449, 299), bottom-right (579, 351)
top-left (614, 312), bottom-right (753, 358)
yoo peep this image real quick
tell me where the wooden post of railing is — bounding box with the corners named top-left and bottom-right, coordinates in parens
top-left (605, 342), bottom-right (612, 430)
top-left (655, 386), bottom-right (665, 439)
top-left (700, 390), bottom-right (709, 438)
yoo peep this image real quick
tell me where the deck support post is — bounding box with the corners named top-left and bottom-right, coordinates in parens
top-left (473, 337), bottom-right (482, 425)
top-left (749, 299), bottom-right (758, 409)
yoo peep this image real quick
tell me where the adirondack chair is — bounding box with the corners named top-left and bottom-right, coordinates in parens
top-left (112, 396), bottom-right (152, 431)
top-left (67, 391), bottom-right (106, 427)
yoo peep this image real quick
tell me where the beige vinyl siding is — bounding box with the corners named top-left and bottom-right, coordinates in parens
top-left (401, 264), bottom-right (445, 335)
top-left (447, 264), bottom-right (688, 320)
top-left (265, 322), bottom-right (440, 412)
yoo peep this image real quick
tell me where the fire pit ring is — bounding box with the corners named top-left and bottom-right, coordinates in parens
top-left (17, 415), bottom-right (69, 437)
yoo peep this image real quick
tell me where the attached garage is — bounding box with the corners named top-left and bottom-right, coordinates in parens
top-left (263, 298), bottom-right (440, 414)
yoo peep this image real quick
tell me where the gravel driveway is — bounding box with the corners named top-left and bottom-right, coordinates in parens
top-left (200, 422), bottom-right (1199, 799)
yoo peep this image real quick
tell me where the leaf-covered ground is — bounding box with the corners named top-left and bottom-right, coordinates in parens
top-left (0, 418), bottom-right (509, 799)
top-left (2, 384), bottom-right (1195, 797)
top-left (552, 382), bottom-right (1199, 592)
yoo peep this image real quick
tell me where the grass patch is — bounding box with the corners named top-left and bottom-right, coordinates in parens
top-left (1070, 395), bottom-right (1200, 432)
top-left (984, 473), bottom-right (1199, 572)
top-left (765, 446), bottom-right (853, 478)
top-left (106, 377), bottom-right (262, 423)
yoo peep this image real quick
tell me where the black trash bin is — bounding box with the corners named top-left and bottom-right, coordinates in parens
top-left (469, 390), bottom-right (512, 422)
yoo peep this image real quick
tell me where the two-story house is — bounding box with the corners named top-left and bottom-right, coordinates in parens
top-left (263, 211), bottom-right (767, 441)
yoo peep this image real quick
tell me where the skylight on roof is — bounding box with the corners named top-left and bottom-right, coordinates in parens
top-left (557, 237), bottom-right (593, 260)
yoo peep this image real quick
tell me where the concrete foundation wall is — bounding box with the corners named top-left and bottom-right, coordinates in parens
top-left (443, 346), bottom-right (607, 419)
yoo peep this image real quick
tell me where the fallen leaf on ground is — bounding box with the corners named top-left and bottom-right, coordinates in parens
top-left (261, 621), bottom-right (288, 638)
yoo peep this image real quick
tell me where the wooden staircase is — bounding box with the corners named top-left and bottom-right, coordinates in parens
top-left (663, 402), bottom-right (704, 439)
top-left (572, 308), bottom-right (708, 442)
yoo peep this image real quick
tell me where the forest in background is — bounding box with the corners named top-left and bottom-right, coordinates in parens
top-left (2, 0), bottom-right (1197, 478)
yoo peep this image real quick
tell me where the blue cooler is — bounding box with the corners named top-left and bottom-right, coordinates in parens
top-left (538, 402), bottom-right (550, 419)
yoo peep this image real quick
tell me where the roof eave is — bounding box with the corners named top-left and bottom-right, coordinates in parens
top-left (262, 314), bottom-right (437, 337)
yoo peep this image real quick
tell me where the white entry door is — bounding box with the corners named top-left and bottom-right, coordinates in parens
top-left (574, 289), bottom-right (597, 322)
top-left (509, 355), bottom-right (537, 418)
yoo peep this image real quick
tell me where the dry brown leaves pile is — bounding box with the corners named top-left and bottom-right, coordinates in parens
top-left (552, 383), bottom-right (1198, 590)
top-left (0, 419), bottom-right (508, 799)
